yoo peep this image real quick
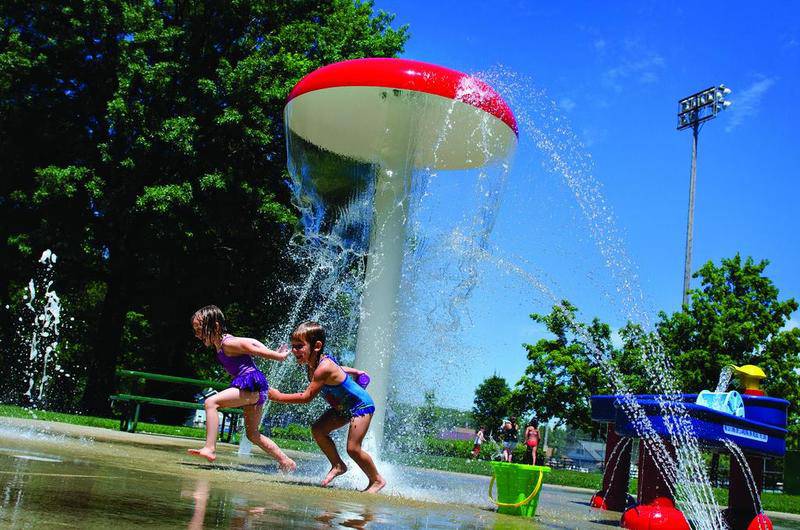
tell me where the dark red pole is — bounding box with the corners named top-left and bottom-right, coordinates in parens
top-left (600, 425), bottom-right (632, 511)
top-left (622, 439), bottom-right (690, 530)
top-left (637, 439), bottom-right (674, 504)
top-left (726, 454), bottom-right (767, 530)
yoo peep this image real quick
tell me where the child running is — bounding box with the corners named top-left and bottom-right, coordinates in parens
top-left (188, 305), bottom-right (296, 471)
top-left (268, 321), bottom-right (386, 493)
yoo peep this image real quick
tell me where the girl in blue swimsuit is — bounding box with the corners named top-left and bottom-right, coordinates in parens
top-left (268, 321), bottom-right (386, 493)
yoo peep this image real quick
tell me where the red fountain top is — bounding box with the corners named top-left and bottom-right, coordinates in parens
top-left (288, 58), bottom-right (518, 136)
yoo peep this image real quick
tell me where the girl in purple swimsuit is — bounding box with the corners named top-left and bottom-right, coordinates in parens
top-left (268, 321), bottom-right (386, 493)
top-left (188, 305), bottom-right (296, 471)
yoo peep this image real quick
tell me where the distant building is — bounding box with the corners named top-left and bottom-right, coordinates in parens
top-left (439, 427), bottom-right (475, 441)
top-left (564, 440), bottom-right (605, 470)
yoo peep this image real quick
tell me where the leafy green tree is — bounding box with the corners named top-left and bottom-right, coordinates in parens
top-left (472, 374), bottom-right (512, 437)
top-left (1, 0), bottom-right (407, 413)
top-left (509, 302), bottom-right (608, 435)
top-left (658, 254), bottom-right (800, 443)
top-left (508, 301), bottom-right (649, 435)
top-left (416, 390), bottom-right (440, 434)
top-left (509, 256), bottom-right (799, 448)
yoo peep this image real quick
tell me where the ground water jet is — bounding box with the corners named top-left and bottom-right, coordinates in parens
top-left (283, 58), bottom-right (518, 446)
top-left (17, 250), bottom-right (65, 409)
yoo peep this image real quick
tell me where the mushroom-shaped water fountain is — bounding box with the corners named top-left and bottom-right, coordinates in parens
top-left (285, 58), bottom-right (517, 445)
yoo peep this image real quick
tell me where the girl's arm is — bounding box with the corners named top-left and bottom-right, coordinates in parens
top-left (268, 363), bottom-right (333, 404)
top-left (268, 380), bottom-right (324, 404)
top-left (221, 336), bottom-right (289, 361)
top-left (339, 365), bottom-right (365, 377)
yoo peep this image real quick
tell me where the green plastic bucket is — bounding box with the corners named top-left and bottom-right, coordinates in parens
top-left (489, 462), bottom-right (551, 517)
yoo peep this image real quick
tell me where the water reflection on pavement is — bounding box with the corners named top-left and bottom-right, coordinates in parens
top-left (0, 422), bottom-right (798, 529)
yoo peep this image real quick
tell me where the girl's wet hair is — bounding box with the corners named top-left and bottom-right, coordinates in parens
top-left (192, 305), bottom-right (227, 342)
top-left (291, 321), bottom-right (326, 355)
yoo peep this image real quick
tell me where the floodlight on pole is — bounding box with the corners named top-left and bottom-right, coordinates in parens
top-left (677, 84), bottom-right (732, 307)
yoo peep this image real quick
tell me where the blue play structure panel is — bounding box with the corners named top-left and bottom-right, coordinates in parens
top-left (590, 395), bottom-right (618, 422)
top-left (668, 394), bottom-right (787, 427)
top-left (591, 394), bottom-right (678, 422)
top-left (613, 399), bottom-right (787, 457)
top-left (741, 395), bottom-right (789, 428)
top-left (591, 393), bottom-right (789, 458)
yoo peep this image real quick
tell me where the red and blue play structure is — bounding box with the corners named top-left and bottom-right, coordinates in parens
top-left (589, 366), bottom-right (789, 530)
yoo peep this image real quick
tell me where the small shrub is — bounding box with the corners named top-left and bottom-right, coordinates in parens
top-left (387, 435), bottom-right (473, 458)
top-left (422, 437), bottom-right (473, 458)
top-left (271, 423), bottom-right (312, 441)
top-left (512, 443), bottom-right (527, 462)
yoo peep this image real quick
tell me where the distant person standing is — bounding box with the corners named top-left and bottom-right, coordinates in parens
top-left (524, 419), bottom-right (540, 465)
top-left (501, 417), bottom-right (519, 462)
top-left (471, 426), bottom-right (486, 460)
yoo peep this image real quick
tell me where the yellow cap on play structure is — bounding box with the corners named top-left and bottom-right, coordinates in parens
top-left (733, 365), bottom-right (766, 395)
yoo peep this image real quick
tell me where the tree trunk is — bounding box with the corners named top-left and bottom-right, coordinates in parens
top-left (80, 257), bottom-right (129, 415)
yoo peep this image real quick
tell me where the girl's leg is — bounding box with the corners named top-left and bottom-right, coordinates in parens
top-left (242, 405), bottom-right (296, 472)
top-left (346, 414), bottom-right (385, 494)
top-left (188, 387), bottom-right (258, 462)
top-left (187, 479), bottom-right (209, 530)
top-left (312, 408), bottom-right (349, 486)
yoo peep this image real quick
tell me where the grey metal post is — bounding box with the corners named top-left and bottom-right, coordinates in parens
top-left (682, 124), bottom-right (699, 307)
top-left (676, 84), bottom-right (731, 307)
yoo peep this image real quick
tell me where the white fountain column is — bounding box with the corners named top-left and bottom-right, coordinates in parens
top-left (353, 95), bottom-right (415, 449)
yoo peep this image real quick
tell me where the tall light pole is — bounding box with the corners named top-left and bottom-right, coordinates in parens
top-left (677, 85), bottom-right (732, 306)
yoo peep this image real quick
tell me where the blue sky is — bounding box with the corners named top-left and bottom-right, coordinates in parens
top-left (376, 0), bottom-right (800, 409)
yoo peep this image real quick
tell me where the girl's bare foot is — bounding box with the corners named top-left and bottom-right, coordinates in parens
top-left (321, 462), bottom-right (348, 486)
top-left (187, 448), bottom-right (216, 462)
top-left (278, 457), bottom-right (297, 473)
top-left (363, 476), bottom-right (386, 494)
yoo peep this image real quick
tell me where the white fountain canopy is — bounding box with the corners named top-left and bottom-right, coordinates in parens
top-left (285, 58), bottom-right (518, 168)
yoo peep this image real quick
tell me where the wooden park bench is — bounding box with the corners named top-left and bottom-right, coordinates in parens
top-left (110, 369), bottom-right (240, 443)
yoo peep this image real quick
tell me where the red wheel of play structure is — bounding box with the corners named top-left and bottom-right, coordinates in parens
top-left (621, 497), bottom-right (690, 530)
top-left (590, 492), bottom-right (606, 509)
top-left (746, 513), bottom-right (773, 530)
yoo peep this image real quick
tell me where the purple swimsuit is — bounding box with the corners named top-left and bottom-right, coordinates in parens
top-left (217, 334), bottom-right (269, 406)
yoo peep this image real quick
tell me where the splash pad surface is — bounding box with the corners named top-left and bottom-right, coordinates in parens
top-left (2, 420), bottom-right (799, 529)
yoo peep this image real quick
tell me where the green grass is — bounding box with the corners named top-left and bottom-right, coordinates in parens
top-left (0, 404), bottom-right (120, 429)
top-left (272, 439), bottom-right (319, 453)
top-left (2, 404), bottom-right (797, 515)
top-left (0, 404), bottom-right (208, 438)
top-left (761, 491), bottom-right (800, 514)
top-left (0, 403), bottom-right (316, 449)
top-left (385, 453), bottom-right (495, 475)
top-left (385, 453), bottom-right (604, 488)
